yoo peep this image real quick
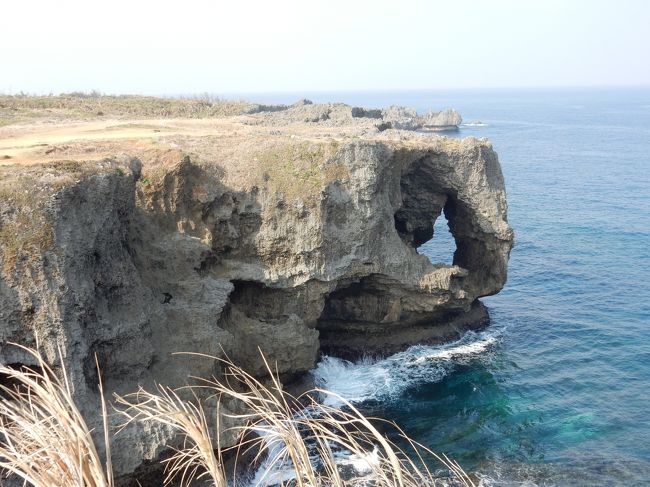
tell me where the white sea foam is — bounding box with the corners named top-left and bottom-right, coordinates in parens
top-left (247, 329), bottom-right (500, 485)
top-left (313, 329), bottom-right (500, 407)
top-left (334, 445), bottom-right (380, 475)
top-left (246, 424), bottom-right (291, 486)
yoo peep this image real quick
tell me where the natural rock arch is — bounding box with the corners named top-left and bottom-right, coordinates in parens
top-left (316, 142), bottom-right (513, 357)
top-left (396, 147), bottom-right (513, 298)
top-left (0, 129), bottom-right (513, 479)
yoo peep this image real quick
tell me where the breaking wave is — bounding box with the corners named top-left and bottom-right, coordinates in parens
top-left (312, 329), bottom-right (501, 407)
top-left (245, 329), bottom-right (500, 486)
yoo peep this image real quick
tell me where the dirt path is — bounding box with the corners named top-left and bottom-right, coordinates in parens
top-left (0, 118), bottom-right (243, 165)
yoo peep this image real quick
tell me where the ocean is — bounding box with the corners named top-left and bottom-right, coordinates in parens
top-left (238, 88), bottom-right (650, 486)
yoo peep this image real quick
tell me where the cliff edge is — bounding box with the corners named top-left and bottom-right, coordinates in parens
top-left (0, 99), bottom-right (512, 480)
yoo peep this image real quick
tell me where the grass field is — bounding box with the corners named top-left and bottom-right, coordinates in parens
top-left (0, 92), bottom-right (255, 127)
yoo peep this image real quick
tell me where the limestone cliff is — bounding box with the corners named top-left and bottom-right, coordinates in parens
top-left (0, 102), bottom-right (512, 480)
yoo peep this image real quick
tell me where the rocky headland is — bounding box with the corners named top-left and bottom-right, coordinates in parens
top-left (0, 97), bottom-right (512, 482)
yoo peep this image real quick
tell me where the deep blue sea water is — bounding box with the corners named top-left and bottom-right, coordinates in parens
top-left (239, 88), bottom-right (650, 486)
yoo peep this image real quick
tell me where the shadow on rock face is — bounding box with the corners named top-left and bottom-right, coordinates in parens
top-left (0, 133), bottom-right (512, 480)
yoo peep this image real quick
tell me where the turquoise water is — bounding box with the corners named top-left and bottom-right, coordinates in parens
top-left (244, 88), bottom-right (650, 485)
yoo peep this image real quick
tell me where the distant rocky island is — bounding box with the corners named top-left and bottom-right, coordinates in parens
top-left (249, 98), bottom-right (463, 131)
top-left (0, 95), bottom-right (511, 483)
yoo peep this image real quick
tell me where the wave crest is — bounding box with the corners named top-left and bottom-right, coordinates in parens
top-left (313, 329), bottom-right (500, 407)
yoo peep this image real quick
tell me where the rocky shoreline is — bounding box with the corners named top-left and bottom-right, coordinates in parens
top-left (0, 99), bottom-right (512, 481)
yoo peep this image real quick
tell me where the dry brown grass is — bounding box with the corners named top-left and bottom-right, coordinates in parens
top-left (0, 344), bottom-right (113, 487)
top-left (115, 385), bottom-right (227, 487)
top-left (117, 351), bottom-right (475, 487)
top-left (0, 93), bottom-right (254, 127)
top-left (1, 345), bottom-right (474, 487)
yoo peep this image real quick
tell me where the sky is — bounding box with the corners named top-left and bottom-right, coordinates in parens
top-left (2, 0), bottom-right (649, 95)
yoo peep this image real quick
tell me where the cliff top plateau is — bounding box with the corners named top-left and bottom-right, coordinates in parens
top-left (0, 94), bottom-right (511, 483)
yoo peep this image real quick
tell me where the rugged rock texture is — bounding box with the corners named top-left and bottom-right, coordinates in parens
top-left (382, 106), bottom-right (462, 131)
top-left (423, 108), bottom-right (463, 129)
top-left (248, 100), bottom-right (461, 131)
top-left (0, 103), bottom-right (512, 481)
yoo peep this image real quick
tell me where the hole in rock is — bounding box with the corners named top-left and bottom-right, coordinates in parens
top-left (228, 280), bottom-right (287, 319)
top-left (393, 196), bottom-right (457, 266)
top-left (319, 275), bottom-right (394, 326)
top-left (417, 210), bottom-right (456, 266)
top-left (393, 163), bottom-right (460, 267)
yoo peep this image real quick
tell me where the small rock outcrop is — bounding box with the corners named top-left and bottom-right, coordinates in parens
top-left (382, 106), bottom-right (462, 131)
top-left (423, 108), bottom-right (463, 128)
top-left (248, 101), bottom-right (462, 132)
top-left (0, 103), bottom-right (512, 481)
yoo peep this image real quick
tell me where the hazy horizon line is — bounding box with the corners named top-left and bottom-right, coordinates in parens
top-left (2, 83), bottom-right (650, 99)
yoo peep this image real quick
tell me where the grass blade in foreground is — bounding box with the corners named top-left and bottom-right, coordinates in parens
top-left (0, 344), bottom-right (113, 487)
top-left (118, 350), bottom-right (476, 487)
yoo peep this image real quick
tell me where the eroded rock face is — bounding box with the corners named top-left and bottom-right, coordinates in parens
top-left (248, 101), bottom-right (462, 131)
top-left (382, 106), bottom-right (462, 131)
top-left (0, 122), bottom-right (512, 480)
top-left (423, 108), bottom-right (463, 128)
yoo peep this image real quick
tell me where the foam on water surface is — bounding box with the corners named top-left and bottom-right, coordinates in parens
top-left (313, 330), bottom-right (500, 407)
top-left (239, 87), bottom-right (650, 485)
top-left (246, 330), bottom-right (500, 486)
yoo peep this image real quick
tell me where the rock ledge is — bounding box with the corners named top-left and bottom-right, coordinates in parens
top-left (0, 102), bottom-right (512, 481)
